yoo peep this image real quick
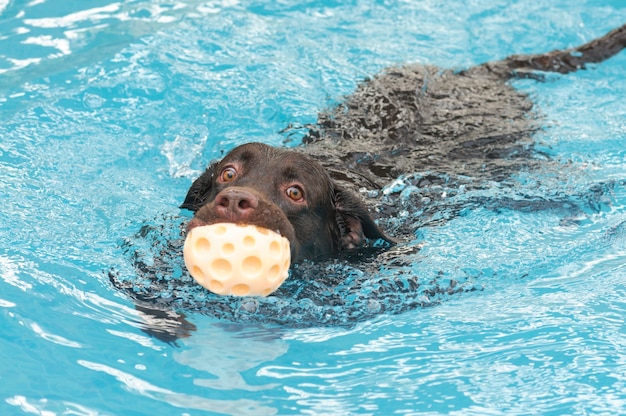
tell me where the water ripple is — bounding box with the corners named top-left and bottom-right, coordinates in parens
top-left (78, 359), bottom-right (277, 415)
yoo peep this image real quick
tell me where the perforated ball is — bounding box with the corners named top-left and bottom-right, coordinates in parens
top-left (183, 223), bottom-right (291, 297)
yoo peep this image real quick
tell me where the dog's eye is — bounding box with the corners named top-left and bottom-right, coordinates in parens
top-left (286, 185), bottom-right (304, 202)
top-left (219, 167), bottom-right (238, 182)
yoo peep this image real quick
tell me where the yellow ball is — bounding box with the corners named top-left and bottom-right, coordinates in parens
top-left (183, 223), bottom-right (291, 297)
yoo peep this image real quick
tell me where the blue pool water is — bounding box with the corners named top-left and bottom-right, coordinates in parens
top-left (2, 0), bottom-right (626, 414)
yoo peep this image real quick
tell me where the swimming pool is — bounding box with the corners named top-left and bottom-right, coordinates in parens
top-left (1, 0), bottom-right (626, 414)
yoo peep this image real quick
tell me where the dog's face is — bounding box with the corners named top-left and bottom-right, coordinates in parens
top-left (181, 142), bottom-right (391, 261)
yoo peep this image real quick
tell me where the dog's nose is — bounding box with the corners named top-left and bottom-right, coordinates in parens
top-left (214, 188), bottom-right (259, 219)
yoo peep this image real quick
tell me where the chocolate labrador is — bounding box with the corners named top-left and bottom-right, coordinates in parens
top-left (112, 23), bottom-right (626, 341)
top-left (180, 24), bottom-right (626, 263)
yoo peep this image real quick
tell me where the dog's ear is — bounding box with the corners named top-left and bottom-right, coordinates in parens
top-left (333, 185), bottom-right (395, 250)
top-left (180, 162), bottom-right (217, 212)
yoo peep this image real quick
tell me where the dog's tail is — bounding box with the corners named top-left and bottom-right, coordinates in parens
top-left (484, 23), bottom-right (626, 78)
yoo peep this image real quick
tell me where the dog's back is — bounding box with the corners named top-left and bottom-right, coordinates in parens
top-left (303, 64), bottom-right (537, 189)
top-left (302, 24), bottom-right (626, 193)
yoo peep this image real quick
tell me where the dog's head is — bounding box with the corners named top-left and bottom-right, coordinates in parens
top-left (180, 142), bottom-right (392, 262)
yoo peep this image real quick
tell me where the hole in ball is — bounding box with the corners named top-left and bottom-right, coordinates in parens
top-left (191, 265), bottom-right (205, 281)
top-left (232, 284), bottom-right (250, 296)
top-left (255, 227), bottom-right (270, 235)
top-left (222, 242), bottom-right (235, 255)
top-left (211, 258), bottom-right (232, 278)
top-left (194, 237), bottom-right (211, 255)
top-left (208, 280), bottom-right (224, 294)
top-left (268, 264), bottom-right (280, 281)
top-left (242, 256), bottom-right (262, 276)
top-left (243, 235), bottom-right (255, 247)
top-left (213, 225), bottom-right (227, 235)
top-left (269, 241), bottom-right (281, 257)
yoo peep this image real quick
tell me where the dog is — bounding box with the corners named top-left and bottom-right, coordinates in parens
top-left (180, 24), bottom-right (626, 263)
top-left (112, 23), bottom-right (626, 341)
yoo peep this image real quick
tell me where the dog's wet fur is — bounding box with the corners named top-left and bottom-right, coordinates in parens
top-left (180, 24), bottom-right (626, 263)
top-left (113, 24), bottom-right (626, 342)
